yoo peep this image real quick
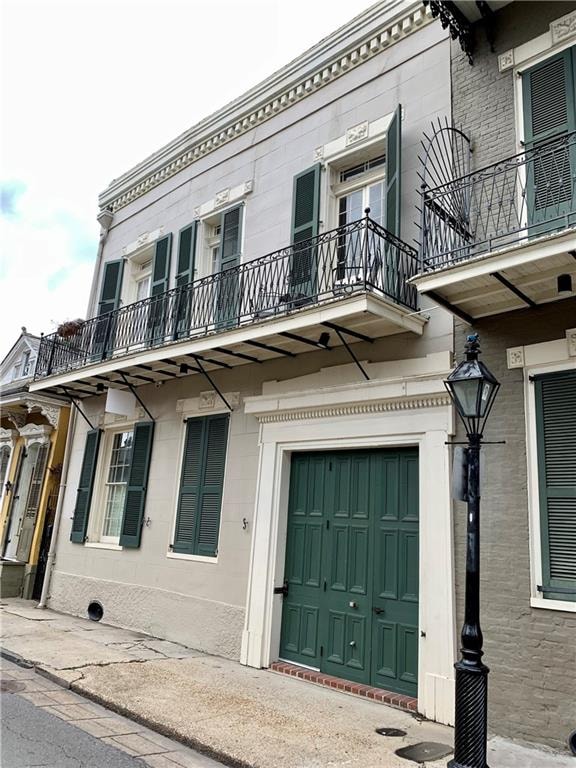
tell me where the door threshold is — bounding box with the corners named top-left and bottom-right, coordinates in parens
top-left (269, 661), bottom-right (417, 714)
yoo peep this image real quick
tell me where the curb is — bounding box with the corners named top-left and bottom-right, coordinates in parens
top-left (1, 647), bottom-right (252, 768)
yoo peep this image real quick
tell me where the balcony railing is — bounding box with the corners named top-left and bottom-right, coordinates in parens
top-left (35, 216), bottom-right (419, 380)
top-left (421, 131), bottom-right (576, 271)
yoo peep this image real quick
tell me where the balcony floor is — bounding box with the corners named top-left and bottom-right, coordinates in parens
top-left (29, 292), bottom-right (426, 399)
top-left (412, 227), bottom-right (576, 321)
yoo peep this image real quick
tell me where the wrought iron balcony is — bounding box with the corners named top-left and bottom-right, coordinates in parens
top-left (35, 216), bottom-right (418, 381)
top-left (420, 131), bottom-right (576, 271)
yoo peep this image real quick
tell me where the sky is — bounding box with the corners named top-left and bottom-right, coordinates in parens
top-left (0, 0), bottom-right (377, 361)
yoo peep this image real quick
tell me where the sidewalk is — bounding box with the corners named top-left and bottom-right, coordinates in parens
top-left (1, 599), bottom-right (572, 768)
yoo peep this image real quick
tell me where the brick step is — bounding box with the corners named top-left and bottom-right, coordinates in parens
top-left (269, 661), bottom-right (418, 713)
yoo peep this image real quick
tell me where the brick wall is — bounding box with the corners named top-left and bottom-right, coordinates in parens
top-left (453, 299), bottom-right (576, 752)
top-left (451, 1), bottom-right (576, 169)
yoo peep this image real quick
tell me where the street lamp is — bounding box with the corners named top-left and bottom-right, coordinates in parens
top-left (445, 333), bottom-right (500, 768)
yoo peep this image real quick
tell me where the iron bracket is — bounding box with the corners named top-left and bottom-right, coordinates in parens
top-left (119, 372), bottom-right (155, 421)
top-left (191, 356), bottom-right (233, 412)
top-left (60, 387), bottom-right (96, 430)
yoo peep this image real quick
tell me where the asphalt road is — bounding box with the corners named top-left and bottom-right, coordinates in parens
top-left (2, 692), bottom-right (147, 768)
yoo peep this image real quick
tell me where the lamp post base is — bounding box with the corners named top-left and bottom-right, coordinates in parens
top-left (447, 661), bottom-right (490, 768)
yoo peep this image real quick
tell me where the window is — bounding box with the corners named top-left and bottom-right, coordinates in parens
top-left (21, 351), bottom-right (31, 376)
top-left (172, 414), bottom-right (229, 558)
top-left (100, 430), bottom-right (133, 543)
top-left (72, 422), bottom-right (154, 548)
top-left (533, 370), bottom-right (576, 603)
top-left (135, 260), bottom-right (152, 302)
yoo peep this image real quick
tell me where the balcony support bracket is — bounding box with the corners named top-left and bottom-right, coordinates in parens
top-left (425, 291), bottom-right (475, 325)
top-left (328, 325), bottom-right (370, 381)
top-left (190, 356), bottom-right (233, 412)
top-left (60, 387), bottom-right (96, 430)
top-left (119, 372), bottom-right (155, 422)
top-left (491, 272), bottom-right (537, 308)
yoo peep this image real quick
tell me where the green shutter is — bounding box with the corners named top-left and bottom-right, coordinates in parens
top-left (98, 260), bottom-right (124, 315)
top-left (522, 48), bottom-right (575, 147)
top-left (71, 429), bottom-right (101, 543)
top-left (119, 421), bottom-right (154, 548)
top-left (290, 165), bottom-right (321, 296)
top-left (216, 207), bottom-right (242, 327)
top-left (173, 414), bottom-right (229, 557)
top-left (535, 370), bottom-right (576, 601)
top-left (151, 234), bottom-right (172, 296)
top-left (522, 49), bottom-right (576, 229)
top-left (385, 105), bottom-right (402, 238)
top-left (176, 223), bottom-right (197, 287)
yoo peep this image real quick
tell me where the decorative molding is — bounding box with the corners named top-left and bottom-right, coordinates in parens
top-left (99, 4), bottom-right (433, 213)
top-left (24, 401), bottom-right (60, 429)
top-left (257, 394), bottom-right (452, 423)
top-left (19, 423), bottom-right (52, 446)
top-left (199, 390), bottom-right (216, 410)
top-left (550, 9), bottom-right (576, 45)
top-left (313, 146), bottom-right (324, 162)
top-left (122, 227), bottom-right (165, 257)
top-left (193, 180), bottom-right (254, 219)
top-left (345, 121), bottom-right (369, 146)
top-left (567, 327), bottom-right (576, 357)
top-left (507, 346), bottom-right (525, 369)
top-left (498, 49), bottom-right (514, 72)
top-left (3, 410), bottom-right (27, 429)
top-left (177, 391), bottom-right (240, 414)
top-left (0, 428), bottom-right (18, 448)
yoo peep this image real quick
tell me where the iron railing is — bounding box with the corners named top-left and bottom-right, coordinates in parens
top-left (35, 215), bottom-right (419, 380)
top-left (421, 131), bottom-right (576, 270)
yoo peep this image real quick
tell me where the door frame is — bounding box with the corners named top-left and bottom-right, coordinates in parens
top-left (240, 359), bottom-right (457, 725)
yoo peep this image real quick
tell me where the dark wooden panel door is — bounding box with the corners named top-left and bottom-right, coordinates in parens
top-left (279, 453), bottom-right (327, 668)
top-left (370, 450), bottom-right (419, 696)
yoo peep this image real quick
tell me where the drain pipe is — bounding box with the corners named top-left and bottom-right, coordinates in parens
top-left (38, 208), bottom-right (113, 609)
top-left (37, 406), bottom-right (76, 608)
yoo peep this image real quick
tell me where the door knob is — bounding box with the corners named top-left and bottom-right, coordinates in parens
top-left (372, 606), bottom-right (385, 615)
top-left (349, 601), bottom-right (358, 609)
top-left (349, 640), bottom-right (356, 647)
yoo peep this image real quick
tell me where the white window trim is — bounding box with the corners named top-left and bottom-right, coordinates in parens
top-left (86, 423), bottom-right (136, 547)
top-left (518, 336), bottom-right (576, 613)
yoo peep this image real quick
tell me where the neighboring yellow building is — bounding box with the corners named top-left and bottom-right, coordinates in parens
top-left (0, 329), bottom-right (70, 598)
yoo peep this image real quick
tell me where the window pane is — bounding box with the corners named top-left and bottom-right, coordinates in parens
top-left (102, 431), bottom-right (133, 540)
top-left (369, 181), bottom-right (385, 226)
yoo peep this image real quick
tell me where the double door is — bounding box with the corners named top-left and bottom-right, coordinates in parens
top-left (279, 449), bottom-right (419, 697)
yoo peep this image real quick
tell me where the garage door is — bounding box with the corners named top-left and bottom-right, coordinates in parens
top-left (279, 449), bottom-right (419, 697)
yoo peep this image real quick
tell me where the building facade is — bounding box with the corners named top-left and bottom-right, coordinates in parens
top-left (30, 0), bottom-right (458, 725)
top-left (0, 330), bottom-right (70, 598)
top-left (415, 0), bottom-right (576, 752)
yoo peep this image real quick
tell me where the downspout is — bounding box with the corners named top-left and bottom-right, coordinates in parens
top-left (37, 406), bottom-right (76, 608)
top-left (38, 208), bottom-right (113, 609)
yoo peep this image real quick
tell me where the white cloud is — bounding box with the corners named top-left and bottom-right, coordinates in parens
top-left (1, 0), bottom-right (374, 358)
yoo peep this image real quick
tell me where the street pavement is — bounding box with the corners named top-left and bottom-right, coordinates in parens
top-left (0, 659), bottom-right (222, 768)
top-left (1, 599), bottom-right (573, 768)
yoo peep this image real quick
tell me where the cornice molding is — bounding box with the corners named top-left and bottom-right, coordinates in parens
top-left (19, 423), bottom-right (53, 446)
top-left (99, 3), bottom-right (432, 214)
top-left (257, 393), bottom-right (451, 423)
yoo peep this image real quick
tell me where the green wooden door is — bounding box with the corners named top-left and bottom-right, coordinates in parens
top-left (280, 449), bottom-right (419, 696)
top-left (370, 449), bottom-right (419, 696)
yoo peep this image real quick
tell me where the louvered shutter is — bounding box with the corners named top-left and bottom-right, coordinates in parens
top-left (216, 207), bottom-right (242, 327)
top-left (176, 223), bottom-right (197, 287)
top-left (0, 446), bottom-right (11, 492)
top-left (522, 49), bottom-right (576, 228)
top-left (151, 235), bottom-right (172, 296)
top-left (119, 421), bottom-right (154, 548)
top-left (196, 415), bottom-right (228, 557)
top-left (290, 165), bottom-right (321, 297)
top-left (16, 442), bottom-right (50, 562)
top-left (174, 223), bottom-right (197, 339)
top-left (173, 414), bottom-right (229, 556)
top-left (385, 105), bottom-right (402, 238)
top-left (71, 429), bottom-right (101, 543)
top-left (534, 370), bottom-right (576, 600)
top-left (98, 260), bottom-right (124, 315)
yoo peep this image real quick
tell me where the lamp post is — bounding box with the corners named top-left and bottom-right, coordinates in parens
top-left (445, 334), bottom-right (500, 768)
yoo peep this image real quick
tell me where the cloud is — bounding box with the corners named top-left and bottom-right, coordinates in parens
top-left (0, 180), bottom-right (98, 355)
top-left (0, 180), bottom-right (26, 217)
